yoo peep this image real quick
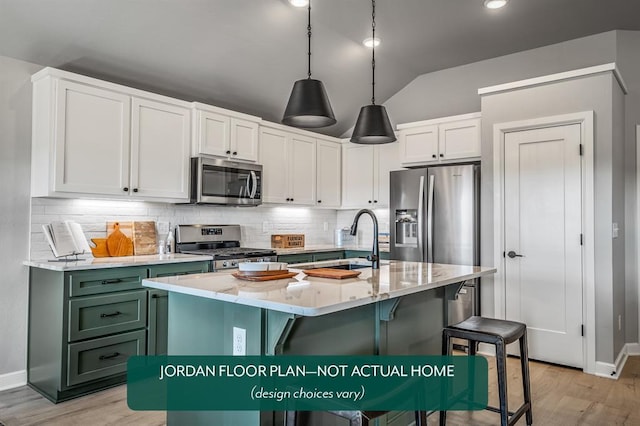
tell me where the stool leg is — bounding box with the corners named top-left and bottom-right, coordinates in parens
top-left (284, 410), bottom-right (296, 426)
top-left (519, 332), bottom-right (533, 426)
top-left (415, 410), bottom-right (428, 426)
top-left (495, 339), bottom-right (509, 426)
top-left (439, 329), bottom-right (452, 426)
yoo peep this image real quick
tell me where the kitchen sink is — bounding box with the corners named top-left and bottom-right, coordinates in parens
top-left (313, 263), bottom-right (370, 270)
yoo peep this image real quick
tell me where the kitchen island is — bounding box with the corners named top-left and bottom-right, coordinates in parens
top-left (142, 259), bottom-right (495, 426)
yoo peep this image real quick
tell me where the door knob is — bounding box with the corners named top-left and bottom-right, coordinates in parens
top-left (507, 251), bottom-right (524, 258)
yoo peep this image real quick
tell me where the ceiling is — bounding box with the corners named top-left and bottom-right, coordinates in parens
top-left (1, 0), bottom-right (640, 137)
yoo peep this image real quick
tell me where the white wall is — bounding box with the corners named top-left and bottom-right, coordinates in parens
top-left (0, 56), bottom-right (41, 383)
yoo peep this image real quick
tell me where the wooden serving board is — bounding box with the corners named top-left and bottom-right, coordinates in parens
top-left (303, 268), bottom-right (362, 279)
top-left (232, 271), bottom-right (298, 282)
top-left (106, 223), bottom-right (134, 257)
top-left (235, 270), bottom-right (290, 276)
top-left (90, 238), bottom-right (110, 257)
top-left (107, 221), bottom-right (133, 238)
top-left (133, 221), bottom-right (157, 255)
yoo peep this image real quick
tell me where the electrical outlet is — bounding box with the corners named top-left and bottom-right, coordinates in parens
top-left (233, 327), bottom-right (246, 356)
top-left (618, 314), bottom-right (622, 331)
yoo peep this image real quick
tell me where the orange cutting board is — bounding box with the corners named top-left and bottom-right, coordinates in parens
top-left (107, 221), bottom-right (133, 238)
top-left (303, 268), bottom-right (362, 279)
top-left (132, 221), bottom-right (158, 255)
top-left (90, 238), bottom-right (110, 257)
top-left (106, 223), bottom-right (134, 257)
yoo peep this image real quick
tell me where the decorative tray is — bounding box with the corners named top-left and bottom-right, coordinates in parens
top-left (232, 271), bottom-right (298, 282)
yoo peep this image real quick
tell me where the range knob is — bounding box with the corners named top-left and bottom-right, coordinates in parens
top-left (231, 261), bottom-right (238, 267)
top-left (222, 261), bottom-right (229, 268)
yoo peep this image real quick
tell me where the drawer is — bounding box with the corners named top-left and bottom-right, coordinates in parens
top-left (69, 290), bottom-right (147, 342)
top-left (68, 267), bottom-right (146, 297)
top-left (277, 253), bottom-right (314, 264)
top-left (67, 329), bottom-right (146, 387)
top-left (312, 251), bottom-right (345, 262)
top-left (148, 261), bottom-right (209, 278)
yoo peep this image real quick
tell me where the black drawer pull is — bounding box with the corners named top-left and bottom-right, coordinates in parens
top-left (99, 352), bottom-right (120, 361)
top-left (101, 279), bottom-right (123, 285)
top-left (100, 311), bottom-right (122, 318)
top-left (151, 294), bottom-right (169, 299)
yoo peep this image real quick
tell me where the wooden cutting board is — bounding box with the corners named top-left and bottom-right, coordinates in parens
top-left (107, 221), bottom-right (133, 238)
top-left (232, 271), bottom-right (298, 282)
top-left (133, 221), bottom-right (158, 255)
top-left (90, 238), bottom-right (110, 257)
top-left (106, 223), bottom-right (134, 257)
top-left (303, 268), bottom-right (362, 279)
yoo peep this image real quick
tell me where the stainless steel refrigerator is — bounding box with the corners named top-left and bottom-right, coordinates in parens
top-left (390, 164), bottom-right (480, 328)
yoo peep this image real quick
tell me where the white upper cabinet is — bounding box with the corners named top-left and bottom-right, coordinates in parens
top-left (316, 139), bottom-right (341, 208)
top-left (259, 125), bottom-right (316, 205)
top-left (130, 97), bottom-right (191, 200)
top-left (31, 68), bottom-right (191, 202)
top-left (192, 103), bottom-right (260, 162)
top-left (397, 112), bottom-right (481, 166)
top-left (342, 140), bottom-right (403, 208)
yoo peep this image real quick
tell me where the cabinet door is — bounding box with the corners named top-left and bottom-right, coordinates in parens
top-left (130, 97), bottom-right (191, 201)
top-left (196, 110), bottom-right (230, 157)
top-left (289, 134), bottom-right (316, 205)
top-left (54, 80), bottom-right (131, 195)
top-left (230, 118), bottom-right (259, 162)
top-left (342, 144), bottom-right (374, 208)
top-left (260, 127), bottom-right (289, 203)
top-left (316, 140), bottom-right (341, 208)
top-left (438, 118), bottom-right (481, 160)
top-left (398, 125), bottom-right (438, 165)
top-left (375, 141), bottom-right (403, 207)
top-left (147, 290), bottom-right (168, 355)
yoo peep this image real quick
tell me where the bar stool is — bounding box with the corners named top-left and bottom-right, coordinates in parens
top-left (440, 316), bottom-right (533, 426)
top-left (285, 410), bottom-right (427, 426)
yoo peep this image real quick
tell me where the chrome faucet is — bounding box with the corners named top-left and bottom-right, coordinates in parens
top-left (350, 209), bottom-right (380, 269)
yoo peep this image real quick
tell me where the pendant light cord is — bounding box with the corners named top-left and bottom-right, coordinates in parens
top-left (371, 0), bottom-right (376, 105)
top-left (307, 3), bottom-right (312, 79)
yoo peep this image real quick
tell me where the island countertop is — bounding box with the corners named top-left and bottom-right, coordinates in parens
top-left (24, 253), bottom-right (212, 271)
top-left (142, 259), bottom-right (496, 316)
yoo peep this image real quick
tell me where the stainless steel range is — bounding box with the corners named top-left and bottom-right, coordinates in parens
top-left (175, 224), bottom-right (277, 271)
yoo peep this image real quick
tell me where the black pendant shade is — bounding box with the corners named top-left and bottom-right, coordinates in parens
top-left (351, 104), bottom-right (396, 144)
top-left (282, 78), bottom-right (336, 128)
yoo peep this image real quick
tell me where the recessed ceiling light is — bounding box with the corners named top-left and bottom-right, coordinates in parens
top-left (484, 0), bottom-right (509, 9)
top-left (289, 0), bottom-right (309, 7)
top-left (363, 37), bottom-right (381, 48)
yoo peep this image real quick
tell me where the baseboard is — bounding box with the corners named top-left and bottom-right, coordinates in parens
top-left (594, 360), bottom-right (619, 379)
top-left (626, 342), bottom-right (640, 356)
top-left (0, 370), bottom-right (27, 391)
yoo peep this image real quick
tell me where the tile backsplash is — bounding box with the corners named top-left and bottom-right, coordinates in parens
top-left (30, 198), bottom-right (338, 259)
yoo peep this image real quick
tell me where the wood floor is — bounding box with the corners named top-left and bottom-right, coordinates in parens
top-left (1, 356), bottom-right (638, 426)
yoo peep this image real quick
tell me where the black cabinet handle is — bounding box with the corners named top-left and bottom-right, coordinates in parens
top-left (232, 151), bottom-right (237, 155)
top-left (123, 187), bottom-right (129, 192)
top-left (373, 200), bottom-right (378, 203)
top-left (101, 279), bottom-right (123, 285)
top-left (226, 150), bottom-right (231, 154)
top-left (100, 311), bottom-right (122, 318)
top-left (99, 352), bottom-right (120, 361)
top-left (317, 200), bottom-right (322, 203)
top-left (368, 200), bottom-right (372, 203)
top-left (432, 154), bottom-right (436, 159)
top-left (151, 294), bottom-right (169, 299)
top-left (439, 153), bottom-right (444, 157)
top-left (290, 198), bottom-right (294, 202)
top-left (133, 188), bottom-right (138, 193)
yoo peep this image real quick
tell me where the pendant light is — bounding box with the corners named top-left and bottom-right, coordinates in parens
top-left (351, 0), bottom-right (396, 144)
top-left (282, 1), bottom-right (336, 128)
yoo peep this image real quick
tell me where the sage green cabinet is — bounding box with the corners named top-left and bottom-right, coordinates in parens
top-left (277, 253), bottom-right (315, 264)
top-left (28, 260), bottom-right (209, 402)
top-left (344, 249), bottom-right (390, 260)
top-left (278, 250), bottom-right (346, 264)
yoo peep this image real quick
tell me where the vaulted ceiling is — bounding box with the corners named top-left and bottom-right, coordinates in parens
top-left (1, 0), bottom-right (639, 137)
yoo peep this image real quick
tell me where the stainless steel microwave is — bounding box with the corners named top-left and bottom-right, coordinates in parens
top-left (189, 157), bottom-right (262, 206)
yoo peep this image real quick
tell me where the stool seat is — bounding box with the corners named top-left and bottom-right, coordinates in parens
top-left (449, 316), bottom-right (526, 344)
top-left (440, 316), bottom-right (533, 426)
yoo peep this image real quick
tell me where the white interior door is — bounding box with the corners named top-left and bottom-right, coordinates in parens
top-left (504, 123), bottom-right (583, 368)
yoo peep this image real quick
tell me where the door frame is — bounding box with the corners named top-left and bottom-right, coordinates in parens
top-left (492, 111), bottom-right (595, 374)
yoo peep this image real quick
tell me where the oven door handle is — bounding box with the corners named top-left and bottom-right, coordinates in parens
top-left (249, 171), bottom-right (258, 199)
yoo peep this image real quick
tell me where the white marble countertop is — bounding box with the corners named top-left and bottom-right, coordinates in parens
top-left (257, 244), bottom-right (390, 255)
top-left (142, 259), bottom-right (496, 317)
top-left (24, 253), bottom-right (213, 272)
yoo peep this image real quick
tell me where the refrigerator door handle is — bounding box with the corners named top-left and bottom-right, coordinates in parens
top-left (417, 176), bottom-right (425, 262)
top-left (426, 174), bottom-right (435, 263)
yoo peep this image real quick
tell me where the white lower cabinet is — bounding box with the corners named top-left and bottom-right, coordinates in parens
top-left (259, 126), bottom-right (316, 205)
top-left (342, 141), bottom-right (403, 208)
top-left (31, 68), bottom-right (191, 202)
